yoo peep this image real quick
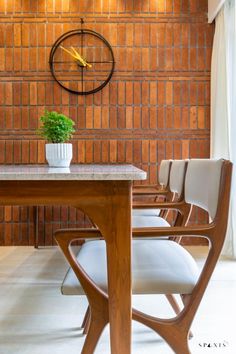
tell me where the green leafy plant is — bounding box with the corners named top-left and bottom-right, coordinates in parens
top-left (37, 110), bottom-right (75, 143)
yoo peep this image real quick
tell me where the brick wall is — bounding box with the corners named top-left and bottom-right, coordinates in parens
top-left (0, 0), bottom-right (213, 245)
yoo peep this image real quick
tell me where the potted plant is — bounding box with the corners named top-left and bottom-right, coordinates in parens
top-left (37, 110), bottom-right (75, 167)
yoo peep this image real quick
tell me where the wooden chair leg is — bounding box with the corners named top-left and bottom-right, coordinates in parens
top-left (81, 306), bottom-right (108, 354)
top-left (165, 294), bottom-right (182, 314)
top-left (166, 294), bottom-right (193, 339)
top-left (83, 307), bottom-right (91, 335)
top-left (133, 308), bottom-right (191, 354)
top-left (81, 305), bottom-right (90, 329)
top-left (180, 294), bottom-right (193, 339)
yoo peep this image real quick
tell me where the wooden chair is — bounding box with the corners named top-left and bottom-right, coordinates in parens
top-left (58, 159), bottom-right (190, 336)
top-left (132, 159), bottom-right (189, 228)
top-left (55, 159), bottom-right (232, 354)
top-left (58, 159), bottom-right (190, 338)
top-left (132, 160), bottom-right (172, 215)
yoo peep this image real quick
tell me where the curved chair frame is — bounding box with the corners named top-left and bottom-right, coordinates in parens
top-left (55, 160), bottom-right (232, 354)
top-left (132, 159), bottom-right (172, 198)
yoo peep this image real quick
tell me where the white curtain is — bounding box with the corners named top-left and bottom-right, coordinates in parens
top-left (211, 0), bottom-right (236, 258)
top-left (208, 0), bottom-right (226, 23)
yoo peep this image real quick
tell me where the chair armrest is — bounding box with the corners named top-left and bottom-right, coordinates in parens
top-left (133, 201), bottom-right (183, 209)
top-left (54, 228), bottom-right (107, 299)
top-left (133, 185), bottom-right (168, 196)
top-left (133, 184), bottom-right (162, 189)
top-left (132, 224), bottom-right (214, 238)
top-left (54, 228), bottom-right (102, 249)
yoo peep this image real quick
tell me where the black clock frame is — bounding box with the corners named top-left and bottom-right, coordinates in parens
top-left (49, 29), bottom-right (115, 95)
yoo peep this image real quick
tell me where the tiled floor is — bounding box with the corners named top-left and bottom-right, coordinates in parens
top-left (0, 246), bottom-right (235, 354)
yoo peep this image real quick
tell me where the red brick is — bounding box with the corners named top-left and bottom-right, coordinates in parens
top-left (166, 140), bottom-right (173, 158)
top-left (157, 141), bottom-right (165, 164)
top-left (4, 224), bottom-right (12, 246)
top-left (126, 23), bottom-right (134, 46)
top-left (0, 141), bottom-right (5, 163)
top-left (198, 107), bottom-right (205, 129)
top-left (86, 107), bottom-right (93, 129)
top-left (174, 107), bottom-right (181, 129)
top-left (125, 141), bottom-right (133, 163)
top-left (5, 140), bottom-right (13, 163)
top-left (13, 107), bottom-right (21, 130)
top-left (102, 141), bottom-right (109, 163)
top-left (94, 141), bottom-right (101, 163)
top-left (157, 107), bottom-right (165, 129)
top-left (133, 48), bottom-right (142, 71)
top-left (21, 107), bottom-right (29, 130)
top-left (150, 24), bottom-right (158, 45)
top-left (150, 107), bottom-right (157, 129)
top-left (190, 106), bottom-right (198, 129)
top-left (117, 107), bottom-right (125, 129)
top-left (110, 140), bottom-right (117, 162)
top-left (141, 107), bottom-right (149, 129)
top-left (0, 1), bottom-right (5, 13)
top-left (142, 140), bottom-right (149, 163)
top-left (110, 106), bottom-right (117, 129)
top-left (133, 140), bottom-right (141, 163)
top-left (174, 140), bottom-right (182, 158)
top-left (21, 140), bottom-right (29, 163)
top-left (126, 107), bottom-right (133, 129)
top-left (157, 82), bottom-right (165, 105)
top-left (101, 106), bottom-right (109, 129)
top-left (93, 106), bottom-right (101, 129)
top-left (142, 82), bottom-right (149, 105)
top-left (13, 140), bottom-right (21, 163)
top-left (166, 107), bottom-right (173, 128)
top-left (117, 140), bottom-right (125, 162)
top-left (78, 140), bottom-right (85, 163)
top-left (182, 107), bottom-right (189, 129)
top-left (118, 82), bottom-right (125, 105)
top-left (5, 107), bottom-right (13, 129)
top-left (110, 82), bottom-right (117, 105)
top-left (85, 140), bottom-right (93, 163)
top-left (133, 107), bottom-right (141, 129)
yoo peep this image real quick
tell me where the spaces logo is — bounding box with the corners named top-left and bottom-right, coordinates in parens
top-left (198, 340), bottom-right (229, 349)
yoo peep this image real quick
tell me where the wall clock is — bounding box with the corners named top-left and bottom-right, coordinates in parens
top-left (49, 28), bottom-right (115, 95)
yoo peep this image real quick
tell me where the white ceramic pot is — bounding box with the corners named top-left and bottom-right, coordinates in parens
top-left (46, 143), bottom-right (72, 167)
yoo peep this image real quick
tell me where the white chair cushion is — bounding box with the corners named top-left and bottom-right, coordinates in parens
top-left (132, 209), bottom-right (160, 217)
top-left (62, 240), bottom-right (199, 296)
top-left (132, 215), bottom-right (169, 228)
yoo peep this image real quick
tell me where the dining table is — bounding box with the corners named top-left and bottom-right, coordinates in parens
top-left (0, 164), bottom-right (146, 354)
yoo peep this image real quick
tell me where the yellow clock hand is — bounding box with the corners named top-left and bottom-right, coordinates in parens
top-left (71, 46), bottom-right (92, 68)
top-left (60, 45), bottom-right (80, 61)
top-left (60, 45), bottom-right (92, 68)
top-left (60, 45), bottom-right (87, 68)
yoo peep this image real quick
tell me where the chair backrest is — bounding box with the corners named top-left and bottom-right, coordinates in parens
top-left (158, 160), bottom-right (172, 188)
top-left (162, 159), bottom-right (189, 230)
top-left (169, 160), bottom-right (187, 198)
top-left (185, 159), bottom-right (226, 221)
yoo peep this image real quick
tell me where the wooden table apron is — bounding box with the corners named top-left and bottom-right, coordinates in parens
top-left (0, 180), bottom-right (132, 354)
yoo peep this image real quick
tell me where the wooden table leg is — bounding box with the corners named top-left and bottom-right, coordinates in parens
top-left (55, 180), bottom-right (133, 354)
top-left (33, 206), bottom-right (39, 249)
top-left (105, 181), bottom-right (132, 354)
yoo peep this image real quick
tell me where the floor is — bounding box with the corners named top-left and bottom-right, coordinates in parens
top-left (0, 246), bottom-right (235, 354)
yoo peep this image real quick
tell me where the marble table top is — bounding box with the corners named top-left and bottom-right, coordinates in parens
top-left (0, 164), bottom-right (147, 181)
